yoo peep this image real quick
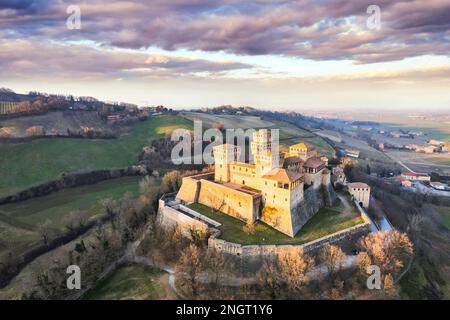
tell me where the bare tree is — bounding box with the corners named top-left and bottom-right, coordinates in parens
top-left (277, 247), bottom-right (315, 294)
top-left (37, 220), bottom-right (53, 245)
top-left (355, 251), bottom-right (371, 277)
top-left (175, 244), bottom-right (206, 298)
top-left (205, 248), bottom-right (229, 288)
top-left (162, 171), bottom-right (182, 193)
top-left (358, 230), bottom-right (413, 278)
top-left (256, 260), bottom-right (282, 299)
top-left (64, 210), bottom-right (89, 233)
top-left (319, 244), bottom-right (346, 276)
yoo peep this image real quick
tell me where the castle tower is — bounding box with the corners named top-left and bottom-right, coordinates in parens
top-left (213, 144), bottom-right (241, 183)
top-left (289, 143), bottom-right (308, 160)
top-left (251, 129), bottom-right (280, 176)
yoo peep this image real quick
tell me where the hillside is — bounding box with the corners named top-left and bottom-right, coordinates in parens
top-left (0, 115), bottom-right (192, 196)
top-left (0, 111), bottom-right (111, 137)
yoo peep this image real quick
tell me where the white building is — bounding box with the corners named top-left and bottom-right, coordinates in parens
top-left (430, 182), bottom-right (448, 191)
top-left (348, 182), bottom-right (371, 208)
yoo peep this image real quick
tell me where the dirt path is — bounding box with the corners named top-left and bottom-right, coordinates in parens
top-left (336, 193), bottom-right (355, 218)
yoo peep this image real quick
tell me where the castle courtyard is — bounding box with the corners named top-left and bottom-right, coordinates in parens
top-left (187, 195), bottom-right (363, 245)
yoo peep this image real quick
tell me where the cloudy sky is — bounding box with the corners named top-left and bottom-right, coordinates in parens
top-left (1, 0), bottom-right (450, 110)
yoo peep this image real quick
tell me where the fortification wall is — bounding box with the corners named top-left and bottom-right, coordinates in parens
top-left (157, 198), bottom-right (208, 238)
top-left (176, 177), bottom-right (201, 203)
top-left (322, 173), bottom-right (337, 206)
top-left (208, 210), bottom-right (371, 274)
top-left (289, 185), bottom-right (325, 235)
top-left (197, 179), bottom-right (259, 223)
top-left (158, 192), bottom-right (371, 274)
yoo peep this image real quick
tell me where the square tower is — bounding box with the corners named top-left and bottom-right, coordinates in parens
top-left (213, 144), bottom-right (241, 183)
top-left (251, 129), bottom-right (280, 176)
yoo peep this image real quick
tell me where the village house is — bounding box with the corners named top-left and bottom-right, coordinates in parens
top-left (401, 171), bottom-right (431, 182)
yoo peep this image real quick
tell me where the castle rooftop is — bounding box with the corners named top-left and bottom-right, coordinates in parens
top-left (348, 182), bottom-right (370, 189)
top-left (290, 142), bottom-right (307, 149)
top-left (262, 168), bottom-right (303, 184)
top-left (304, 157), bottom-right (325, 169)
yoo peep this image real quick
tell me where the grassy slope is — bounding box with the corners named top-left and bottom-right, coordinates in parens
top-left (0, 115), bottom-right (192, 196)
top-left (0, 176), bottom-right (143, 259)
top-left (432, 205), bottom-right (450, 228)
top-left (83, 264), bottom-right (168, 300)
top-left (188, 203), bottom-right (363, 245)
top-left (0, 111), bottom-right (110, 135)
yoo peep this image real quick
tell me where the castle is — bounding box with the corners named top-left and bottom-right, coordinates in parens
top-left (176, 129), bottom-right (335, 237)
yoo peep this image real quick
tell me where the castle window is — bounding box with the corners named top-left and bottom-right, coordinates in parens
top-left (239, 202), bottom-right (242, 207)
top-left (242, 180), bottom-right (245, 185)
top-left (285, 198), bottom-right (288, 202)
top-left (265, 181), bottom-right (267, 185)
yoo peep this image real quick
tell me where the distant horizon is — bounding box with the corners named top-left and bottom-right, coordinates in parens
top-left (2, 85), bottom-right (449, 115)
top-left (2, 1), bottom-right (450, 111)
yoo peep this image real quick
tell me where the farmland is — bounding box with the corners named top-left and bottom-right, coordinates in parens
top-left (180, 111), bottom-right (275, 129)
top-left (0, 115), bottom-right (192, 196)
top-left (0, 102), bottom-right (19, 115)
top-left (385, 150), bottom-right (450, 175)
top-left (0, 176), bottom-right (143, 260)
top-left (0, 111), bottom-right (110, 137)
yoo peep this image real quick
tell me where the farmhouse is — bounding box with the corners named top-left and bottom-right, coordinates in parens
top-left (401, 171), bottom-right (431, 182)
top-left (176, 129), bottom-right (336, 237)
top-left (344, 149), bottom-right (360, 158)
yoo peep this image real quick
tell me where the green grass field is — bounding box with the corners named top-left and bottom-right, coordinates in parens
top-left (0, 115), bottom-right (192, 196)
top-left (0, 176), bottom-right (143, 259)
top-left (188, 202), bottom-right (363, 245)
top-left (83, 264), bottom-right (169, 300)
top-left (384, 123), bottom-right (450, 143)
top-left (433, 205), bottom-right (450, 228)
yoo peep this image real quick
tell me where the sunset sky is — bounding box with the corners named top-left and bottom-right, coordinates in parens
top-left (1, 0), bottom-right (450, 110)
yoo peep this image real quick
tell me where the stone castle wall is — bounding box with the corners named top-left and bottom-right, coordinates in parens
top-left (158, 192), bottom-right (372, 274)
top-left (289, 172), bottom-right (336, 236)
top-left (208, 201), bottom-right (371, 273)
top-left (157, 198), bottom-right (209, 238)
top-left (197, 179), bottom-right (260, 223)
top-left (176, 172), bottom-right (214, 204)
top-left (176, 173), bottom-right (259, 224)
